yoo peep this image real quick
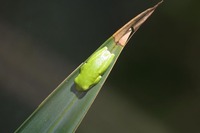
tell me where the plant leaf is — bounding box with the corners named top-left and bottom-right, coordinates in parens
top-left (15, 1), bottom-right (162, 133)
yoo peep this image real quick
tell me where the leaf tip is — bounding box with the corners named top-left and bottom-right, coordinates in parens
top-left (113, 1), bottom-right (163, 47)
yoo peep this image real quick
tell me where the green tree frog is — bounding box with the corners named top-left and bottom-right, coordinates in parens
top-left (75, 46), bottom-right (115, 91)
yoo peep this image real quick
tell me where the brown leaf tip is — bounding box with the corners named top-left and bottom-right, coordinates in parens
top-left (113, 0), bottom-right (163, 47)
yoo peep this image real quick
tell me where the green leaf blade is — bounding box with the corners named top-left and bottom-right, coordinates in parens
top-left (15, 1), bottom-right (162, 132)
top-left (15, 37), bottom-right (121, 133)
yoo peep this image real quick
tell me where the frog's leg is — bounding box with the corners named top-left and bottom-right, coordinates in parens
top-left (93, 75), bottom-right (102, 85)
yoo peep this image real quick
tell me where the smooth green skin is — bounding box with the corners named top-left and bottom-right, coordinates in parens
top-left (75, 46), bottom-right (115, 91)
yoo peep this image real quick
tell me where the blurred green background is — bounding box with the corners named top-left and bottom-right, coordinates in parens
top-left (0, 0), bottom-right (200, 132)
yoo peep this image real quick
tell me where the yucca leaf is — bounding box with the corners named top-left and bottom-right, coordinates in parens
top-left (15, 1), bottom-right (163, 133)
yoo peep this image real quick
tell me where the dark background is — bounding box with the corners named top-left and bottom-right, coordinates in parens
top-left (0, 0), bottom-right (200, 132)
